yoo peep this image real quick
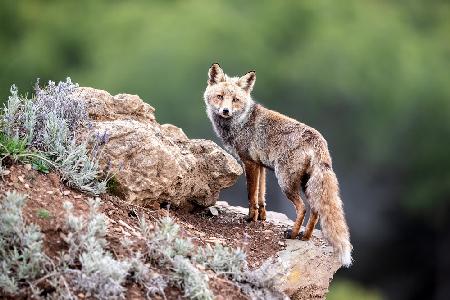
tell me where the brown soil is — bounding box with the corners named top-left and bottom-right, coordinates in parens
top-left (173, 208), bottom-right (285, 268)
top-left (0, 163), bottom-right (285, 299)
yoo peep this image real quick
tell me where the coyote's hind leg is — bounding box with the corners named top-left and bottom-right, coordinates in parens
top-left (302, 210), bottom-right (319, 240)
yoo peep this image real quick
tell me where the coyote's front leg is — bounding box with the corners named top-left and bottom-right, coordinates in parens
top-left (244, 161), bottom-right (260, 222)
top-left (258, 166), bottom-right (267, 220)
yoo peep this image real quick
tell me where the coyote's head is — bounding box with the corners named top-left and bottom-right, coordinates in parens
top-left (204, 63), bottom-right (255, 121)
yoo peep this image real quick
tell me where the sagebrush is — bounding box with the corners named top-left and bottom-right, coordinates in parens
top-left (0, 191), bottom-right (287, 299)
top-left (0, 78), bottom-right (109, 194)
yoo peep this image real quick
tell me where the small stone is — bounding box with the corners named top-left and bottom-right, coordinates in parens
top-left (95, 196), bottom-right (101, 201)
top-left (208, 206), bottom-right (219, 216)
top-left (63, 190), bottom-right (70, 196)
top-left (24, 183), bottom-right (30, 189)
top-left (47, 191), bottom-right (54, 195)
top-left (24, 164), bottom-right (32, 171)
top-left (2, 170), bottom-right (10, 176)
top-left (78, 293), bottom-right (85, 298)
top-left (18, 175), bottom-right (25, 183)
top-left (278, 241), bottom-right (285, 246)
top-left (74, 194), bottom-right (82, 199)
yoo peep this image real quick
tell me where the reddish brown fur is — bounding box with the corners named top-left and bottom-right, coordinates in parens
top-left (257, 166), bottom-right (267, 220)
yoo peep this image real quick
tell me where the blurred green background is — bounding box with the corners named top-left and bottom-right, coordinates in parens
top-left (1, 0), bottom-right (449, 299)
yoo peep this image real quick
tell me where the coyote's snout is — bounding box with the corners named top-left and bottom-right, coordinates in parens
top-left (203, 63), bottom-right (353, 267)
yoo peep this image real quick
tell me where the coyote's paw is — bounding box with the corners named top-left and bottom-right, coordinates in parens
top-left (283, 228), bottom-right (294, 239)
top-left (300, 232), bottom-right (312, 241)
top-left (283, 228), bottom-right (305, 240)
top-left (246, 208), bottom-right (259, 222)
top-left (258, 207), bottom-right (267, 221)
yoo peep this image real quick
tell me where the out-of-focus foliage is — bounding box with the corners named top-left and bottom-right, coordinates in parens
top-left (328, 280), bottom-right (382, 300)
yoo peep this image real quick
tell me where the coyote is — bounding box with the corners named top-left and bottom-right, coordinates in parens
top-left (203, 63), bottom-right (352, 266)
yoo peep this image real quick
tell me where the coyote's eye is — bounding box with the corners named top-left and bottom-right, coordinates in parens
top-left (217, 95), bottom-right (223, 100)
top-left (232, 97), bottom-right (239, 103)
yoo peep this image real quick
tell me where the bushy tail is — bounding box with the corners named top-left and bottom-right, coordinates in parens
top-left (307, 162), bottom-right (353, 267)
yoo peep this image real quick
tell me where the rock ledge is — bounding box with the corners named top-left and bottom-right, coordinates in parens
top-left (216, 201), bottom-right (342, 300)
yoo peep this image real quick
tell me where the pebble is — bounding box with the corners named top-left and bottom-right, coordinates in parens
top-left (208, 206), bottom-right (219, 216)
top-left (78, 293), bottom-right (85, 299)
top-left (74, 195), bottom-right (82, 199)
top-left (47, 191), bottom-right (54, 195)
top-left (2, 170), bottom-right (10, 176)
top-left (24, 164), bottom-right (32, 171)
top-left (278, 241), bottom-right (285, 246)
top-left (63, 190), bottom-right (70, 196)
top-left (18, 175), bottom-right (25, 183)
top-left (24, 183), bottom-right (30, 189)
top-left (95, 196), bottom-right (101, 201)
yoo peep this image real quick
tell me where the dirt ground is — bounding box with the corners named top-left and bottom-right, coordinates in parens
top-left (0, 163), bottom-right (286, 299)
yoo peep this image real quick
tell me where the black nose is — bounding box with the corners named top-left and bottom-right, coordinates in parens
top-left (222, 108), bottom-right (229, 115)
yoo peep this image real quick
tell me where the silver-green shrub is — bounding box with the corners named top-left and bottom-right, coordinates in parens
top-left (139, 216), bottom-right (213, 299)
top-left (195, 243), bottom-right (247, 281)
top-left (239, 259), bottom-right (289, 300)
top-left (0, 192), bottom-right (50, 294)
top-left (0, 190), bottom-right (287, 299)
top-left (128, 252), bottom-right (167, 299)
top-left (0, 78), bottom-right (109, 195)
top-left (62, 199), bottom-right (107, 263)
top-left (140, 216), bottom-right (195, 264)
top-left (62, 199), bottom-right (129, 300)
top-left (172, 255), bottom-right (213, 300)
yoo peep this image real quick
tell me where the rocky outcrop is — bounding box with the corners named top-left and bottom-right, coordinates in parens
top-left (73, 87), bottom-right (341, 299)
top-left (216, 201), bottom-right (342, 300)
top-left (75, 87), bottom-right (242, 208)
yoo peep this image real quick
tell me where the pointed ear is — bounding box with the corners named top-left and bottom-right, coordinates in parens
top-left (208, 63), bottom-right (225, 85)
top-left (238, 71), bottom-right (256, 93)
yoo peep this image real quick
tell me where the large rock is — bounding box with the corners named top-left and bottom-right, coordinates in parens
top-left (216, 201), bottom-right (342, 300)
top-left (75, 87), bottom-right (243, 208)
